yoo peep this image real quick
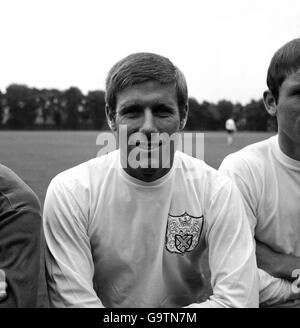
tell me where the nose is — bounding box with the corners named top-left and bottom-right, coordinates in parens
top-left (139, 108), bottom-right (158, 137)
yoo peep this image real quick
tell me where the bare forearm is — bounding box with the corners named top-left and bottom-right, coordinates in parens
top-left (256, 240), bottom-right (300, 280)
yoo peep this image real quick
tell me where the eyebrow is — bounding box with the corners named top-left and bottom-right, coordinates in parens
top-left (152, 103), bottom-right (176, 111)
top-left (119, 102), bottom-right (141, 109)
top-left (119, 100), bottom-right (176, 109)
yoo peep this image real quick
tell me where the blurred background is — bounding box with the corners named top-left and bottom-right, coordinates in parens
top-left (0, 0), bottom-right (299, 133)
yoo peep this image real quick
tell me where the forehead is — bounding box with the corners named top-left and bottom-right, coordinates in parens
top-left (115, 81), bottom-right (178, 108)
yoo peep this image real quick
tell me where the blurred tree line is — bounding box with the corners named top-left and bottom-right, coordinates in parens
top-left (0, 84), bottom-right (277, 131)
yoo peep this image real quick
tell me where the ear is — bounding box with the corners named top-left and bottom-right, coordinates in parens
top-left (105, 105), bottom-right (117, 131)
top-left (179, 103), bottom-right (189, 130)
top-left (263, 90), bottom-right (277, 116)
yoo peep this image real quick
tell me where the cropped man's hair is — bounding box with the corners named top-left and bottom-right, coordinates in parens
top-left (267, 38), bottom-right (300, 102)
top-left (105, 52), bottom-right (188, 117)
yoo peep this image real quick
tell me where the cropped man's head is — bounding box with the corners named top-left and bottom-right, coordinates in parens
top-left (264, 38), bottom-right (300, 144)
top-left (266, 38), bottom-right (300, 102)
top-left (105, 52), bottom-right (188, 119)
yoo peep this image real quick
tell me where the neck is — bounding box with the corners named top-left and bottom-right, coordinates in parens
top-left (124, 166), bottom-right (172, 182)
top-left (120, 148), bottom-right (176, 183)
top-left (278, 131), bottom-right (300, 161)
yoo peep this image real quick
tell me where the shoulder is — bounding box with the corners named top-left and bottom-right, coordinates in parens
top-left (177, 150), bottom-right (231, 180)
top-left (219, 136), bottom-right (276, 207)
top-left (175, 151), bottom-right (233, 197)
top-left (220, 136), bottom-right (275, 175)
top-left (44, 150), bottom-right (120, 229)
top-left (50, 150), bottom-right (119, 192)
top-left (0, 164), bottom-right (40, 213)
top-left (46, 150), bottom-right (120, 212)
top-left (176, 153), bottom-right (245, 228)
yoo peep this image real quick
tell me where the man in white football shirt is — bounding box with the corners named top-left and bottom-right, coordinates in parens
top-left (43, 52), bottom-right (259, 308)
top-left (225, 117), bottom-right (237, 145)
top-left (220, 38), bottom-right (300, 307)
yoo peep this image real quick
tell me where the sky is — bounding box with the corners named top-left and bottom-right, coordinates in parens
top-left (0, 0), bottom-right (300, 104)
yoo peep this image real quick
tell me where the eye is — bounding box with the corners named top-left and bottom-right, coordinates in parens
top-left (121, 105), bottom-right (142, 118)
top-left (153, 105), bottom-right (174, 117)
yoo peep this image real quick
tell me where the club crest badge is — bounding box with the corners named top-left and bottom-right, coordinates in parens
top-left (165, 212), bottom-right (204, 254)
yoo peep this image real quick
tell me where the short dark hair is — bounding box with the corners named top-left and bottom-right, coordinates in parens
top-left (267, 38), bottom-right (300, 102)
top-left (105, 52), bottom-right (188, 117)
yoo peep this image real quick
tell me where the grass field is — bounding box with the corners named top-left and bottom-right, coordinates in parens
top-left (0, 130), bottom-right (275, 307)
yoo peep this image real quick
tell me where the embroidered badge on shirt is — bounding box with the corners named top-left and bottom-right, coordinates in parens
top-left (165, 212), bottom-right (204, 254)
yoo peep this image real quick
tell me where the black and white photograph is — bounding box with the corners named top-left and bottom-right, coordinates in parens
top-left (0, 0), bottom-right (300, 318)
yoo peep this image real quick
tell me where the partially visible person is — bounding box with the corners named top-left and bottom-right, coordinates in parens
top-left (0, 164), bottom-right (41, 307)
top-left (225, 117), bottom-right (237, 145)
top-left (0, 270), bottom-right (7, 301)
top-left (220, 38), bottom-right (300, 307)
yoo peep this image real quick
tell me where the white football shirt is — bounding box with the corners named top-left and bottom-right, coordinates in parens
top-left (220, 135), bottom-right (300, 307)
top-left (43, 150), bottom-right (258, 308)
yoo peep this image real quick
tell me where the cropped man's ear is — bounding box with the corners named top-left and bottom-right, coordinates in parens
top-left (263, 90), bottom-right (277, 116)
top-left (179, 103), bottom-right (189, 130)
top-left (105, 105), bottom-right (117, 131)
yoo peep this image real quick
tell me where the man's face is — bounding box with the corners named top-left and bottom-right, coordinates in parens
top-left (276, 69), bottom-right (300, 144)
top-left (112, 81), bottom-right (185, 181)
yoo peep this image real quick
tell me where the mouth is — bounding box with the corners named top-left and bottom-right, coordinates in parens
top-left (137, 141), bottom-right (163, 150)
